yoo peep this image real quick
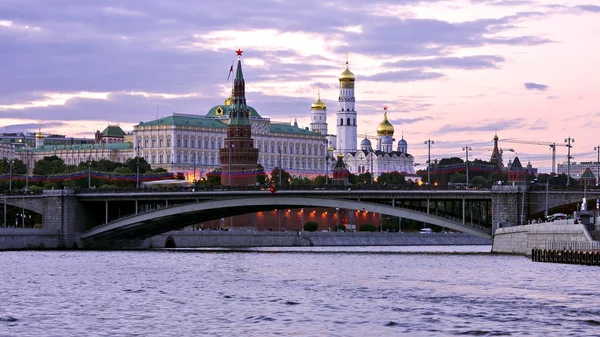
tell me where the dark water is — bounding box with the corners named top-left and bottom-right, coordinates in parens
top-left (1, 246), bottom-right (599, 337)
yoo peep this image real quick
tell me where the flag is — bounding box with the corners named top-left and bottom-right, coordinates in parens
top-left (227, 63), bottom-right (233, 81)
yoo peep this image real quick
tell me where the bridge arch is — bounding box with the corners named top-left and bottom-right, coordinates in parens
top-left (83, 196), bottom-right (492, 240)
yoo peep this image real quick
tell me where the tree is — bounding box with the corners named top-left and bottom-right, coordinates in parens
top-left (470, 175), bottom-right (488, 187)
top-left (303, 221), bottom-right (318, 232)
top-left (378, 171), bottom-right (406, 186)
top-left (313, 175), bottom-right (326, 186)
top-left (113, 167), bottom-right (132, 175)
top-left (33, 156), bottom-right (66, 175)
top-left (268, 168), bottom-right (291, 187)
top-left (359, 223), bottom-right (377, 232)
top-left (255, 164), bottom-right (267, 185)
top-left (438, 157), bottom-right (464, 165)
top-left (450, 172), bottom-right (467, 183)
top-left (124, 157), bottom-right (150, 174)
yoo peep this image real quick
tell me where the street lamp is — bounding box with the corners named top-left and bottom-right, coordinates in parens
top-left (462, 146), bottom-right (471, 186)
top-left (228, 143), bottom-right (235, 186)
top-left (594, 145), bottom-right (600, 187)
top-left (3, 189), bottom-right (6, 228)
top-left (565, 137), bottom-right (574, 186)
top-left (278, 146), bottom-right (282, 187)
top-left (136, 145), bottom-right (143, 189)
top-left (8, 159), bottom-right (13, 192)
top-left (24, 144), bottom-right (29, 191)
top-left (87, 156), bottom-right (92, 189)
top-left (192, 153), bottom-right (197, 183)
top-left (424, 139), bottom-right (434, 187)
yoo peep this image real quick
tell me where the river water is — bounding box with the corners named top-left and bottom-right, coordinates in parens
top-left (1, 246), bottom-right (599, 337)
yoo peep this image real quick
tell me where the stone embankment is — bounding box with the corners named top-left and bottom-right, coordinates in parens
top-left (147, 231), bottom-right (491, 249)
top-left (492, 222), bottom-right (594, 256)
top-left (0, 230), bottom-right (492, 250)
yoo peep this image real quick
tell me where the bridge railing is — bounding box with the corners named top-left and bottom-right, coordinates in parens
top-left (72, 184), bottom-right (492, 194)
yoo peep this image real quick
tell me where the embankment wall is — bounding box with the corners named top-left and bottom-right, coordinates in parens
top-left (492, 223), bottom-right (592, 256)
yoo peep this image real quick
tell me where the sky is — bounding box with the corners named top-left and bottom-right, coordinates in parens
top-left (0, 0), bottom-right (599, 172)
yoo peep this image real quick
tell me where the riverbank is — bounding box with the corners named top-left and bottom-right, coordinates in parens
top-left (0, 229), bottom-right (492, 250)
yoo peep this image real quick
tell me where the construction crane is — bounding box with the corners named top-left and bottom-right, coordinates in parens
top-left (500, 139), bottom-right (564, 174)
top-left (471, 147), bottom-right (514, 155)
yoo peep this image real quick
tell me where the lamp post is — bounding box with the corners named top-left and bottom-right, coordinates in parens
top-left (228, 143), bottom-right (234, 186)
top-left (595, 145), bottom-right (600, 187)
top-left (324, 149), bottom-right (332, 187)
top-left (3, 189), bottom-right (6, 228)
top-left (192, 153), bottom-right (197, 183)
top-left (424, 139), bottom-right (434, 187)
top-left (565, 137), bottom-right (574, 186)
top-left (87, 157), bottom-right (92, 189)
top-left (9, 159), bottom-right (13, 192)
top-left (462, 146), bottom-right (471, 186)
top-left (370, 149), bottom-right (374, 185)
top-left (136, 145), bottom-right (142, 189)
top-left (278, 146), bottom-right (282, 187)
top-left (24, 145), bottom-right (29, 191)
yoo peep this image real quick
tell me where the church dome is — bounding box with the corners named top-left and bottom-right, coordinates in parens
top-left (376, 112), bottom-right (394, 136)
top-left (398, 138), bottom-right (407, 146)
top-left (339, 62), bottom-right (355, 82)
top-left (35, 129), bottom-right (44, 139)
top-left (360, 138), bottom-right (371, 147)
top-left (311, 93), bottom-right (327, 110)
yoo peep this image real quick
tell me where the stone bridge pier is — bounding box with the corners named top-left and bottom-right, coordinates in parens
top-left (7, 190), bottom-right (91, 248)
top-left (491, 185), bottom-right (528, 232)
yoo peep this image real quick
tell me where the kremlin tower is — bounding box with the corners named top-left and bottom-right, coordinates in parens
top-left (490, 133), bottom-right (503, 168)
top-left (336, 58), bottom-right (357, 154)
top-left (219, 50), bottom-right (259, 186)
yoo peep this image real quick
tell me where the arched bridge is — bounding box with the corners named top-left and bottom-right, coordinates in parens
top-left (82, 196), bottom-right (493, 240)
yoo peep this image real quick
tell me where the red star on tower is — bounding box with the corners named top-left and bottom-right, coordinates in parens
top-left (236, 49), bottom-right (243, 57)
top-left (383, 106), bottom-right (388, 111)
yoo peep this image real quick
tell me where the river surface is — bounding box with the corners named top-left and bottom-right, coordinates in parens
top-left (1, 246), bottom-right (599, 337)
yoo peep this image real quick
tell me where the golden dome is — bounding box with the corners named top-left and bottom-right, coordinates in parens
top-left (376, 111), bottom-right (394, 136)
top-left (311, 93), bottom-right (327, 110)
top-left (35, 129), bottom-right (44, 139)
top-left (339, 61), bottom-right (355, 82)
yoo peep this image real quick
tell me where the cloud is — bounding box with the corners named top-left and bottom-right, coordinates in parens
top-left (435, 118), bottom-right (526, 134)
top-left (546, 95), bottom-right (558, 99)
top-left (575, 5), bottom-right (600, 13)
top-left (388, 55), bottom-right (505, 70)
top-left (524, 82), bottom-right (549, 91)
top-left (362, 70), bottom-right (444, 82)
top-left (389, 116), bottom-right (437, 125)
top-left (0, 121), bottom-right (69, 134)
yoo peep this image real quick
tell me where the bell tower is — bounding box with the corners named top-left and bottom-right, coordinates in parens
top-left (336, 55), bottom-right (357, 154)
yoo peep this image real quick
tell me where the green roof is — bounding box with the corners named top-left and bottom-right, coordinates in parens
top-left (21, 142), bottom-right (133, 152)
top-left (139, 115), bottom-right (228, 128)
top-left (205, 104), bottom-right (262, 118)
top-left (270, 123), bottom-right (320, 136)
top-left (101, 125), bottom-right (126, 137)
top-left (582, 168), bottom-right (595, 179)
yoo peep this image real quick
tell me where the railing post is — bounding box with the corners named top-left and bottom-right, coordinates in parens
top-left (105, 200), bottom-right (109, 224)
top-left (462, 198), bottom-right (466, 224)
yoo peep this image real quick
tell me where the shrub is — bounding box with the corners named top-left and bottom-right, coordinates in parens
top-left (359, 223), bottom-right (377, 232)
top-left (303, 221), bottom-right (319, 232)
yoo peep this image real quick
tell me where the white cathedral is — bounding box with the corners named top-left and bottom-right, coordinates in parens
top-left (9, 57), bottom-right (419, 182)
top-left (310, 60), bottom-right (419, 182)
